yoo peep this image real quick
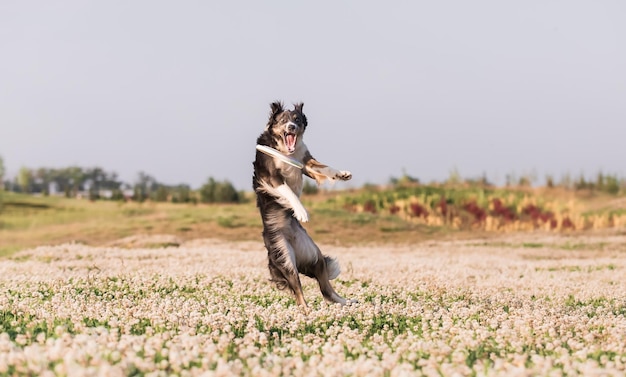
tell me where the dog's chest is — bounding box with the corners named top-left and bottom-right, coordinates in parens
top-left (279, 163), bottom-right (303, 197)
top-left (273, 145), bottom-right (305, 196)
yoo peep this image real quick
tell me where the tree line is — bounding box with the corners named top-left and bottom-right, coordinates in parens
top-left (387, 168), bottom-right (626, 195)
top-left (0, 158), bottom-right (243, 204)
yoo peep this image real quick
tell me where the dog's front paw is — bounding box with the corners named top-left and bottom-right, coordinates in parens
top-left (335, 170), bottom-right (352, 181)
top-left (293, 206), bottom-right (309, 223)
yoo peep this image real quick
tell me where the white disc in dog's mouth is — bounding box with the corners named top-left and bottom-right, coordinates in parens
top-left (256, 145), bottom-right (304, 169)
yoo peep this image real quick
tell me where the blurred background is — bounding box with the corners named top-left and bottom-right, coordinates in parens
top-left (1, 1), bottom-right (625, 192)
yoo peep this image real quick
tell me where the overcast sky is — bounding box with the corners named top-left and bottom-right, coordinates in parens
top-left (1, 1), bottom-right (624, 190)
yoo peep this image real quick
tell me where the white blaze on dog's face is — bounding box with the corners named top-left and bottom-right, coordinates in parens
top-left (270, 103), bottom-right (307, 155)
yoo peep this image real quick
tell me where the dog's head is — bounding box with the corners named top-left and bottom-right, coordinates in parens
top-left (265, 101), bottom-right (307, 155)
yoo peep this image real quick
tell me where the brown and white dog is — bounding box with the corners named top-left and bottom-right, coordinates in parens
top-left (252, 101), bottom-right (353, 308)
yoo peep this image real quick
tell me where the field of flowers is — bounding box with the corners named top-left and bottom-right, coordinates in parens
top-left (1, 234), bottom-right (625, 376)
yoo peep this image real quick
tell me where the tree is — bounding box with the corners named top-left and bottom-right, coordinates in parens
top-left (67, 166), bottom-right (85, 197)
top-left (214, 180), bottom-right (239, 203)
top-left (605, 175), bottom-right (620, 195)
top-left (133, 171), bottom-right (158, 202)
top-left (302, 179), bottom-right (319, 195)
top-left (154, 186), bottom-right (169, 202)
top-left (18, 167), bottom-right (33, 193)
top-left (33, 167), bottom-right (53, 195)
top-left (390, 168), bottom-right (419, 187)
top-left (199, 177), bottom-right (240, 203)
top-left (172, 184), bottom-right (193, 203)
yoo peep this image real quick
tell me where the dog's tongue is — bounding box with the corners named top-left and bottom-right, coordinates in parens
top-left (286, 134), bottom-right (296, 152)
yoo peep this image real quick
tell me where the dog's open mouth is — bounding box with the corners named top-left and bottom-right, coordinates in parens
top-left (283, 132), bottom-right (297, 154)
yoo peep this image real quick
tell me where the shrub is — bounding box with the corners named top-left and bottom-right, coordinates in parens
top-left (302, 180), bottom-right (319, 195)
top-left (199, 178), bottom-right (240, 203)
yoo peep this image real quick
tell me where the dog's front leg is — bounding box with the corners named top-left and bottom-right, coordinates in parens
top-left (304, 156), bottom-right (352, 185)
top-left (275, 184), bottom-right (309, 222)
top-left (257, 179), bottom-right (309, 222)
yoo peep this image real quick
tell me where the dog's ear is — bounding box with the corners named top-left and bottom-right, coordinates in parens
top-left (294, 102), bottom-right (307, 128)
top-left (266, 101), bottom-right (284, 130)
top-left (270, 101), bottom-right (284, 117)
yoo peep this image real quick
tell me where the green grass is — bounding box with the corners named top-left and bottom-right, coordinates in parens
top-left (1, 185), bottom-right (623, 257)
top-left (0, 192), bottom-right (266, 256)
top-left (522, 242), bottom-right (544, 248)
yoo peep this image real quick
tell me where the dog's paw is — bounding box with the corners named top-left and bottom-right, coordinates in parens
top-left (293, 206), bottom-right (309, 223)
top-left (335, 170), bottom-right (352, 181)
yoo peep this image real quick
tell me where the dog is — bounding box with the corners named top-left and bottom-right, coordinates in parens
top-left (253, 101), bottom-right (353, 308)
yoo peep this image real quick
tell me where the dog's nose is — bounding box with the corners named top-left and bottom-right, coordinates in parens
top-left (287, 123), bottom-right (297, 133)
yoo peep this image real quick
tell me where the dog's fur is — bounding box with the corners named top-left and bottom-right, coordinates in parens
top-left (253, 101), bottom-right (352, 307)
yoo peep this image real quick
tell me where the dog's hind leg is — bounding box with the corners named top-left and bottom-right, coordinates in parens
top-left (286, 270), bottom-right (307, 307)
top-left (292, 226), bottom-right (348, 305)
top-left (264, 231), bottom-right (308, 307)
top-left (312, 256), bottom-right (348, 305)
top-left (267, 256), bottom-right (307, 307)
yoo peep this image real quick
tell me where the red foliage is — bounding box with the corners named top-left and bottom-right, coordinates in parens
top-left (463, 201), bottom-right (486, 222)
top-left (522, 204), bottom-right (555, 225)
top-left (389, 205), bottom-right (401, 215)
top-left (410, 203), bottom-right (429, 218)
top-left (491, 198), bottom-right (516, 221)
top-left (363, 200), bottom-right (377, 214)
top-left (561, 217), bottom-right (575, 230)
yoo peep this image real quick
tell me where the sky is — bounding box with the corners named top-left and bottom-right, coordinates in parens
top-left (1, 1), bottom-right (625, 190)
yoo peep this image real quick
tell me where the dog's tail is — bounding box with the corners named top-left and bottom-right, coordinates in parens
top-left (325, 256), bottom-right (341, 280)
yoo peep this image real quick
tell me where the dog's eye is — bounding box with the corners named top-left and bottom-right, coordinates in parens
top-left (294, 117), bottom-right (300, 122)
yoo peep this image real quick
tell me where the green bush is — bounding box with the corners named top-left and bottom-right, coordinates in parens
top-left (302, 180), bottom-right (319, 195)
top-left (199, 178), bottom-right (240, 203)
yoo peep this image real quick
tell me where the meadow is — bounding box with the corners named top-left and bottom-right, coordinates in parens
top-left (2, 184), bottom-right (626, 255)
top-left (1, 188), bottom-right (625, 376)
